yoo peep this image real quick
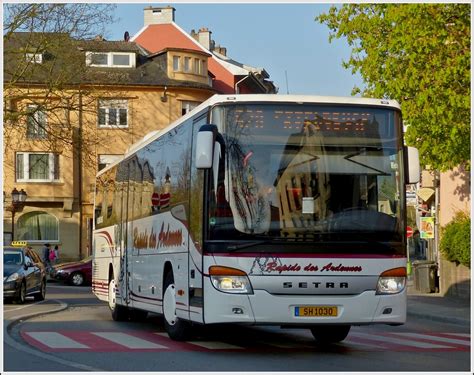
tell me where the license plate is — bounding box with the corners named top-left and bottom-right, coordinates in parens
top-left (295, 306), bottom-right (338, 317)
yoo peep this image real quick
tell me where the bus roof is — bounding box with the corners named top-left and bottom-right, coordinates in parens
top-left (98, 94), bottom-right (401, 177)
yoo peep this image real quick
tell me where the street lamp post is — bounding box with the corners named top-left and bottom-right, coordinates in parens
top-left (5, 188), bottom-right (28, 241)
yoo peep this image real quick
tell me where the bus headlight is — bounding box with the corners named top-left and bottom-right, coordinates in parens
top-left (209, 266), bottom-right (253, 294)
top-left (376, 267), bottom-right (406, 295)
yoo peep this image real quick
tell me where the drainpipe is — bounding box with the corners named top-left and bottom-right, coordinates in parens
top-left (78, 87), bottom-right (83, 259)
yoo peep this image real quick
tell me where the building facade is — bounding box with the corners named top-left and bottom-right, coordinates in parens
top-left (3, 8), bottom-right (276, 261)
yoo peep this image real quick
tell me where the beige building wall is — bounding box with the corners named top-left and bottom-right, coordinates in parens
top-left (439, 166), bottom-right (470, 227)
top-left (4, 83), bottom-right (213, 261)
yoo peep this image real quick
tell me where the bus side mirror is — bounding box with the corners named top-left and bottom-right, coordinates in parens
top-left (405, 146), bottom-right (420, 184)
top-left (196, 124), bottom-right (218, 169)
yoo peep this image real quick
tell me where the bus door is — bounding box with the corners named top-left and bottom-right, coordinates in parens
top-left (117, 158), bottom-right (133, 306)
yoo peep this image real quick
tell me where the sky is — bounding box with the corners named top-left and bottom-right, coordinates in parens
top-left (107, 3), bottom-right (364, 97)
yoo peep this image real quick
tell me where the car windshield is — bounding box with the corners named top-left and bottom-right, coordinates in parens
top-left (4, 251), bottom-right (23, 265)
top-left (207, 103), bottom-right (404, 250)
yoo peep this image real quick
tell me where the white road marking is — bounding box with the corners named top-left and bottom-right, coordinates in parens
top-left (26, 332), bottom-right (89, 349)
top-left (92, 332), bottom-right (168, 349)
top-left (394, 332), bottom-right (471, 346)
top-left (352, 332), bottom-right (451, 349)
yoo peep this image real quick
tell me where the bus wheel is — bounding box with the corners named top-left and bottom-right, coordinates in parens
top-left (108, 278), bottom-right (128, 321)
top-left (310, 325), bottom-right (351, 344)
top-left (163, 272), bottom-right (191, 341)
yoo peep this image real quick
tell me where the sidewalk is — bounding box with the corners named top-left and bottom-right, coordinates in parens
top-left (406, 276), bottom-right (471, 327)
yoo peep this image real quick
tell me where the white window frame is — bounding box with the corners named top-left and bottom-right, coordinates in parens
top-left (26, 104), bottom-right (48, 139)
top-left (16, 152), bottom-right (60, 182)
top-left (181, 100), bottom-right (200, 116)
top-left (98, 154), bottom-right (122, 171)
top-left (25, 53), bottom-right (43, 64)
top-left (98, 99), bottom-right (129, 128)
top-left (86, 52), bottom-right (135, 68)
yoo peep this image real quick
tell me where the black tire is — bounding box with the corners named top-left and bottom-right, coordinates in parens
top-left (129, 308), bottom-right (148, 322)
top-left (16, 281), bottom-right (26, 304)
top-left (70, 272), bottom-right (85, 286)
top-left (310, 325), bottom-right (351, 344)
top-left (108, 278), bottom-right (129, 321)
top-left (163, 271), bottom-right (192, 341)
top-left (34, 279), bottom-right (46, 301)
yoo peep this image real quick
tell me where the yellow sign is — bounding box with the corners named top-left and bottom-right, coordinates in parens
top-left (11, 241), bottom-right (28, 247)
top-left (420, 217), bottom-right (435, 239)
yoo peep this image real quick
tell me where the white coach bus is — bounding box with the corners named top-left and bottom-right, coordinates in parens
top-left (92, 94), bottom-right (419, 343)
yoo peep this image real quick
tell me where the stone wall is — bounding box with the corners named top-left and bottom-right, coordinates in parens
top-left (439, 257), bottom-right (471, 299)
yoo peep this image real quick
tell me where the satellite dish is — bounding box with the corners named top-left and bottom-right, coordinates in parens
top-left (124, 31), bottom-right (130, 42)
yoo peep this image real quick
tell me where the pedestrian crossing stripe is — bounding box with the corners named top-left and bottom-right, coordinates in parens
top-left (21, 330), bottom-right (470, 353)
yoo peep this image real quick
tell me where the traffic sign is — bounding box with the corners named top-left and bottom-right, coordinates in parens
top-left (406, 226), bottom-right (414, 238)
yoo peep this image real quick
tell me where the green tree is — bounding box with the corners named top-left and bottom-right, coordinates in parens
top-left (317, 4), bottom-right (470, 171)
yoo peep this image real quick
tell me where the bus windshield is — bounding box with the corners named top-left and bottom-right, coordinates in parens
top-left (207, 103), bottom-right (404, 250)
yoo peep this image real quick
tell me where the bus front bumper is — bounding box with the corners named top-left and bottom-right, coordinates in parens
top-left (203, 286), bottom-right (406, 326)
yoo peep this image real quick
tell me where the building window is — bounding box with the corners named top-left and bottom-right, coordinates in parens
top-left (112, 54), bottom-right (130, 66)
top-left (98, 99), bottom-right (128, 128)
top-left (90, 53), bottom-right (108, 66)
top-left (173, 56), bottom-right (180, 71)
top-left (26, 105), bottom-right (48, 139)
top-left (25, 53), bottom-right (43, 64)
top-left (184, 57), bottom-right (191, 72)
top-left (193, 58), bottom-right (200, 75)
top-left (181, 100), bottom-right (200, 116)
top-left (98, 154), bottom-right (122, 171)
top-left (87, 52), bottom-right (135, 68)
top-left (16, 152), bottom-right (60, 182)
top-left (16, 211), bottom-right (59, 242)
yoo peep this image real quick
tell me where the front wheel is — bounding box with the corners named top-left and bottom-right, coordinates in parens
top-left (108, 278), bottom-right (128, 321)
top-left (310, 325), bottom-right (351, 344)
top-left (70, 272), bottom-right (85, 286)
top-left (16, 281), bottom-right (26, 304)
top-left (163, 272), bottom-right (192, 341)
top-left (34, 279), bottom-right (46, 301)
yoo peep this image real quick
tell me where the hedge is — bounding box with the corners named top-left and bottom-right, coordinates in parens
top-left (439, 212), bottom-right (471, 268)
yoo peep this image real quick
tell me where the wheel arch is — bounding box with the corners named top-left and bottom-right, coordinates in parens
top-left (163, 261), bottom-right (173, 294)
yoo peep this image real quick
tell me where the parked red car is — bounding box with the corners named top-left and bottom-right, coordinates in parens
top-left (50, 256), bottom-right (92, 286)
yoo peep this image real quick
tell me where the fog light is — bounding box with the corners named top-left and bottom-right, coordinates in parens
top-left (232, 307), bottom-right (244, 314)
top-left (383, 308), bottom-right (392, 315)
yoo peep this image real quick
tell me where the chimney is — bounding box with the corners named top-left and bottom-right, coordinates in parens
top-left (144, 6), bottom-right (175, 26)
top-left (214, 45), bottom-right (227, 56)
top-left (197, 27), bottom-right (212, 50)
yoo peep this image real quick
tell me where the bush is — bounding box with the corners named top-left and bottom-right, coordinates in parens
top-left (439, 212), bottom-right (470, 268)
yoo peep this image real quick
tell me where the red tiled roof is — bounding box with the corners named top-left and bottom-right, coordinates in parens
top-left (134, 23), bottom-right (235, 94)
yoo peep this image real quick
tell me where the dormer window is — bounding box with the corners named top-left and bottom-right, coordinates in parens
top-left (87, 52), bottom-right (135, 68)
top-left (25, 53), bottom-right (43, 64)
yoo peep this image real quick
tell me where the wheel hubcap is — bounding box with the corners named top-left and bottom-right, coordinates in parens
top-left (163, 284), bottom-right (177, 325)
top-left (108, 279), bottom-right (116, 310)
top-left (72, 274), bottom-right (83, 285)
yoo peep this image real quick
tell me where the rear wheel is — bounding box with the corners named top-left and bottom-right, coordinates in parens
top-left (34, 279), bottom-right (46, 301)
top-left (108, 278), bottom-right (129, 321)
top-left (310, 325), bottom-right (351, 344)
top-left (163, 272), bottom-right (192, 341)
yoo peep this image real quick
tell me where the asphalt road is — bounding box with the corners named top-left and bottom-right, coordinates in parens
top-left (4, 282), bottom-right (471, 372)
